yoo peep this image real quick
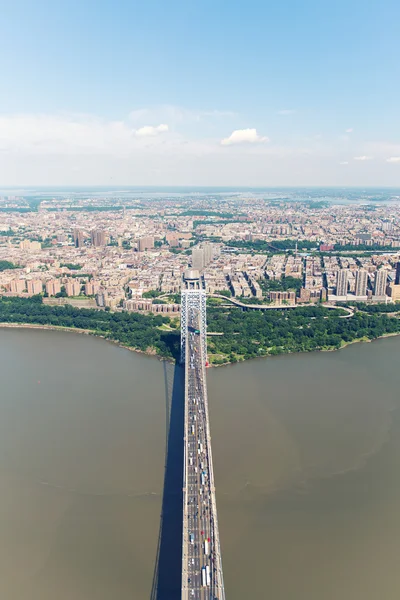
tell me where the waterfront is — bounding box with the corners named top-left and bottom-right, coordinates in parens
top-left (1, 328), bottom-right (400, 599)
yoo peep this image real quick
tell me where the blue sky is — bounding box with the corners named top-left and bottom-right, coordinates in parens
top-left (1, 0), bottom-right (400, 186)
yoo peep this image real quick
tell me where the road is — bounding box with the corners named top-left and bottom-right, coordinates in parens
top-left (211, 294), bottom-right (355, 317)
top-left (182, 315), bottom-right (225, 600)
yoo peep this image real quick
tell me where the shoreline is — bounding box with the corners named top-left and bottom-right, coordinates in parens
top-left (0, 322), bottom-right (173, 363)
top-left (209, 330), bottom-right (400, 367)
top-left (1, 321), bottom-right (400, 368)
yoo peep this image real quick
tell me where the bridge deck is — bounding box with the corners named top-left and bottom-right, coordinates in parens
top-left (181, 313), bottom-right (225, 600)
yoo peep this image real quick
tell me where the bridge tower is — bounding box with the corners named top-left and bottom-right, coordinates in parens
top-left (180, 269), bottom-right (207, 363)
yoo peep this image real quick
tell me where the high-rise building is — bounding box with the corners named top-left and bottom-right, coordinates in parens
top-left (45, 279), bottom-right (61, 296)
top-left (66, 280), bottom-right (82, 297)
top-left (96, 290), bottom-right (108, 307)
top-left (269, 291), bottom-right (296, 305)
top-left (336, 270), bottom-right (348, 297)
top-left (9, 279), bottom-right (26, 294)
top-left (395, 262), bottom-right (400, 285)
top-left (73, 229), bottom-right (84, 248)
top-left (203, 243), bottom-right (214, 266)
top-left (19, 240), bottom-right (41, 251)
top-left (374, 269), bottom-right (388, 297)
top-left (191, 243), bottom-right (216, 271)
top-left (389, 284), bottom-right (400, 301)
top-left (91, 229), bottom-right (106, 247)
top-left (138, 236), bottom-right (154, 251)
top-left (355, 269), bottom-right (368, 297)
top-left (382, 222), bottom-right (393, 232)
top-left (192, 247), bottom-right (205, 270)
top-left (27, 279), bottom-right (43, 295)
top-left (85, 280), bottom-right (101, 296)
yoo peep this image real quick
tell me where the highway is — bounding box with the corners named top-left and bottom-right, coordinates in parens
top-left (181, 311), bottom-right (225, 600)
top-left (211, 293), bottom-right (355, 317)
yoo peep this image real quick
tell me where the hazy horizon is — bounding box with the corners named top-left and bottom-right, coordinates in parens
top-left (2, 185), bottom-right (400, 191)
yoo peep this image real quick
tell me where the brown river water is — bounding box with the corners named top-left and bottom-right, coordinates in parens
top-left (0, 327), bottom-right (400, 599)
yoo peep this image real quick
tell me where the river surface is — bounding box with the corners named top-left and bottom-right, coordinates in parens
top-left (1, 328), bottom-right (400, 599)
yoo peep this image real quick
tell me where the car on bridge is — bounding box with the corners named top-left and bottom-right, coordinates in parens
top-left (188, 326), bottom-right (201, 334)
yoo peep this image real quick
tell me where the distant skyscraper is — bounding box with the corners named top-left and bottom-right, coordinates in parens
top-left (382, 221), bottom-right (393, 232)
top-left (73, 229), bottom-right (84, 248)
top-left (374, 269), bottom-right (388, 297)
top-left (203, 242), bottom-right (214, 266)
top-left (355, 269), bottom-right (368, 296)
top-left (192, 247), bottom-right (205, 270)
top-left (336, 270), bottom-right (348, 297)
top-left (395, 262), bottom-right (400, 285)
top-left (91, 229), bottom-right (106, 247)
top-left (192, 243), bottom-right (215, 271)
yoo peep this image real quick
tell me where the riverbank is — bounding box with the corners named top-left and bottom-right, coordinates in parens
top-left (340, 331), bottom-right (400, 348)
top-left (209, 331), bottom-right (400, 366)
top-left (2, 320), bottom-right (400, 369)
top-left (0, 296), bottom-right (179, 360)
top-left (0, 322), bottom-right (171, 362)
top-left (3, 296), bottom-right (400, 366)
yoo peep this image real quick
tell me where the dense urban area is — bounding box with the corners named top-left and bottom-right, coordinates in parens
top-left (2, 188), bottom-right (400, 364)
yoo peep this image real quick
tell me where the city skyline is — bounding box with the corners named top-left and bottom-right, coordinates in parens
top-left (1, 0), bottom-right (399, 186)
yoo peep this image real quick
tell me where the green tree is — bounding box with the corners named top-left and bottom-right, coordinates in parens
top-left (0, 260), bottom-right (19, 271)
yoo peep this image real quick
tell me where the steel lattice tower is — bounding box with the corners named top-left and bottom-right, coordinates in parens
top-left (180, 270), bottom-right (207, 363)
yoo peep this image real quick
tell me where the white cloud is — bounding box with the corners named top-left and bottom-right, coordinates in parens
top-left (1, 110), bottom-right (400, 186)
top-left (277, 109), bottom-right (296, 115)
top-left (339, 161), bottom-right (349, 165)
top-left (0, 112), bottom-right (225, 160)
top-left (0, 113), bottom-right (132, 154)
top-left (135, 124), bottom-right (168, 137)
top-left (345, 128), bottom-right (353, 133)
top-left (0, 114), bottom-right (177, 156)
top-left (354, 155), bottom-right (373, 161)
top-left (221, 128), bottom-right (268, 146)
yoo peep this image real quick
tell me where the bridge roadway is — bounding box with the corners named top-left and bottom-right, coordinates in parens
top-left (181, 317), bottom-right (225, 600)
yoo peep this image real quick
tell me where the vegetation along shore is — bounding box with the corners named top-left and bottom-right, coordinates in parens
top-left (1, 296), bottom-right (400, 366)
